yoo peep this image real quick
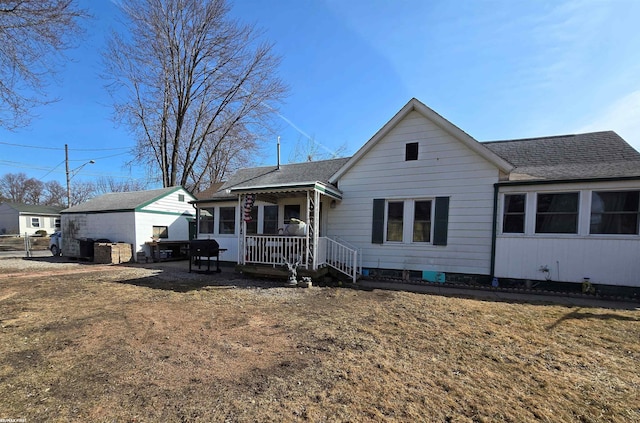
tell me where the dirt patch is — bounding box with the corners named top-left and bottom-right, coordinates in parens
top-left (1, 259), bottom-right (639, 422)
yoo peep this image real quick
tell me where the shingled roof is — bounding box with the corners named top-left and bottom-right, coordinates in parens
top-left (199, 157), bottom-right (350, 200)
top-left (2, 203), bottom-right (63, 215)
top-left (62, 186), bottom-right (191, 213)
top-left (483, 131), bottom-right (640, 180)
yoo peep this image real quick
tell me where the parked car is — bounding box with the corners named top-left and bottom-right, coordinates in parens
top-left (49, 231), bottom-right (62, 256)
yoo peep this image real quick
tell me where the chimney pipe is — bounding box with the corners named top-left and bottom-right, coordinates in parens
top-left (277, 136), bottom-right (281, 170)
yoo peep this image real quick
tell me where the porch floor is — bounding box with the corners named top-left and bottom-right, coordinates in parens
top-left (236, 264), bottom-right (330, 282)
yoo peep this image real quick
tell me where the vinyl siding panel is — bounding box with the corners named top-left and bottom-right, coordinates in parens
top-left (140, 187), bottom-right (195, 214)
top-left (328, 111), bottom-right (500, 275)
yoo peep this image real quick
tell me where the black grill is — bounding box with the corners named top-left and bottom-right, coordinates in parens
top-left (188, 239), bottom-right (223, 273)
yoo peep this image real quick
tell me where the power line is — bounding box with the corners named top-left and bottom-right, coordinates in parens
top-left (0, 141), bottom-right (133, 152)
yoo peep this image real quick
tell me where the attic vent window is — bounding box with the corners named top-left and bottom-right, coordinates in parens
top-left (178, 194), bottom-right (185, 202)
top-left (405, 142), bottom-right (418, 161)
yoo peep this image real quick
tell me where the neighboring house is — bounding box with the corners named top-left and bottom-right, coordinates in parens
top-left (0, 202), bottom-right (62, 236)
top-left (61, 186), bottom-right (196, 261)
top-left (192, 98), bottom-right (640, 290)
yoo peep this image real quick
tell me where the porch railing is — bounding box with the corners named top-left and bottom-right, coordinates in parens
top-left (244, 235), bottom-right (307, 267)
top-left (243, 235), bottom-right (360, 282)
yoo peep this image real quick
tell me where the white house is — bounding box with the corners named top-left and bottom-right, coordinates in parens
top-left (0, 202), bottom-right (62, 236)
top-left (192, 98), bottom-right (640, 291)
top-left (61, 186), bottom-right (196, 261)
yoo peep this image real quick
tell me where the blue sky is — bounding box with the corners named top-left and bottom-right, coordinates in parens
top-left (1, 0), bottom-right (640, 190)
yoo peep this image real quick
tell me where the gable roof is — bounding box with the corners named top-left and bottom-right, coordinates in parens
top-left (1, 202), bottom-right (63, 215)
top-left (484, 131), bottom-right (640, 180)
top-left (62, 186), bottom-right (193, 213)
top-left (196, 157), bottom-right (350, 202)
top-left (329, 98), bottom-right (514, 183)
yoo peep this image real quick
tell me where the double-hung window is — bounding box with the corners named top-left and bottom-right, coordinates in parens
top-left (386, 201), bottom-right (404, 242)
top-left (383, 200), bottom-right (433, 243)
top-left (503, 194), bottom-right (526, 233)
top-left (412, 200), bottom-right (432, 242)
top-left (535, 192), bottom-right (579, 234)
top-left (219, 207), bottom-right (236, 234)
top-left (590, 191), bottom-right (639, 234)
top-left (373, 198), bottom-right (448, 245)
top-left (198, 208), bottom-right (214, 234)
top-left (263, 205), bottom-right (279, 234)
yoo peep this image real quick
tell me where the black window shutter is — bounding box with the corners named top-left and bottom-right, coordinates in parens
top-left (372, 199), bottom-right (385, 244)
top-left (433, 196), bottom-right (449, 246)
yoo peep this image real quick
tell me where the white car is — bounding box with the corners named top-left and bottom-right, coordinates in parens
top-left (49, 231), bottom-right (62, 256)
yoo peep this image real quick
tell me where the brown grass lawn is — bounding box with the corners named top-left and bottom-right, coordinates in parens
top-left (0, 259), bottom-right (639, 422)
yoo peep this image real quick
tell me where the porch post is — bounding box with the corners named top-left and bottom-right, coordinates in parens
top-left (312, 188), bottom-right (320, 270)
top-left (305, 190), bottom-right (310, 269)
top-left (238, 194), bottom-right (244, 265)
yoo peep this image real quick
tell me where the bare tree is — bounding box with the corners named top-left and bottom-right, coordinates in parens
top-left (0, 0), bottom-right (88, 129)
top-left (69, 180), bottom-right (94, 206)
top-left (22, 177), bottom-right (44, 204)
top-left (289, 135), bottom-right (348, 163)
top-left (104, 0), bottom-right (287, 192)
top-left (42, 180), bottom-right (67, 207)
top-left (94, 176), bottom-right (148, 194)
top-left (0, 172), bottom-right (45, 203)
top-left (0, 172), bottom-right (29, 202)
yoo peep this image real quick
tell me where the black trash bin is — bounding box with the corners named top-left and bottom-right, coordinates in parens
top-left (77, 238), bottom-right (95, 260)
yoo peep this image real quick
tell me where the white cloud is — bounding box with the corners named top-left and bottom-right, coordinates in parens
top-left (578, 90), bottom-right (640, 152)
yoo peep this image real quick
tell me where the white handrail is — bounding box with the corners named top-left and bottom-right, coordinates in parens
top-left (323, 237), bottom-right (360, 283)
top-left (243, 234), bottom-right (360, 282)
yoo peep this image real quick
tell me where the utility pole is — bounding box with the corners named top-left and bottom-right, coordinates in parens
top-left (65, 144), bottom-right (95, 208)
top-left (65, 144), bottom-right (71, 207)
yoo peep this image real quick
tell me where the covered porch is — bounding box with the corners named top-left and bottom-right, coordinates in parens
top-left (232, 182), bottom-right (361, 282)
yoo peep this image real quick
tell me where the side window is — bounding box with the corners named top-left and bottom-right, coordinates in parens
top-left (503, 194), bottom-right (526, 233)
top-left (219, 207), bottom-right (236, 234)
top-left (386, 201), bottom-right (404, 242)
top-left (263, 205), bottom-right (278, 234)
top-left (590, 191), bottom-right (639, 234)
top-left (412, 200), bottom-right (432, 242)
top-left (198, 207), bottom-right (214, 234)
top-left (30, 217), bottom-right (40, 228)
top-left (153, 225), bottom-right (168, 239)
top-left (536, 192), bottom-right (579, 234)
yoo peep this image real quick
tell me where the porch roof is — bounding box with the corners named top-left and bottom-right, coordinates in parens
top-left (192, 157), bottom-right (349, 203)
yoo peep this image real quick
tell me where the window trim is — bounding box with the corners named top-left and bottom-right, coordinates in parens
top-left (198, 207), bottom-right (215, 234)
top-left (218, 206), bottom-right (236, 235)
top-left (589, 190), bottom-right (640, 235)
top-left (152, 225), bottom-right (169, 239)
top-left (502, 193), bottom-right (526, 234)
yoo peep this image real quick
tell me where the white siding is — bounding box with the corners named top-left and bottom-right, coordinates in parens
top-left (495, 237), bottom-right (640, 286)
top-left (135, 211), bottom-right (193, 257)
top-left (139, 187), bottom-right (195, 214)
top-left (327, 111), bottom-right (500, 275)
top-left (496, 179), bottom-right (640, 286)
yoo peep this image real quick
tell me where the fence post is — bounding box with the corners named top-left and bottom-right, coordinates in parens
top-left (24, 232), bottom-right (31, 257)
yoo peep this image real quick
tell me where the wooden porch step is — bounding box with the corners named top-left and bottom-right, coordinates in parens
top-left (236, 264), bottom-right (329, 281)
